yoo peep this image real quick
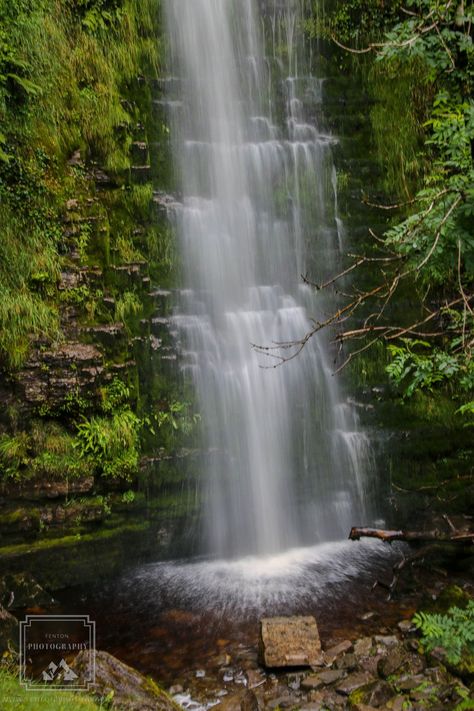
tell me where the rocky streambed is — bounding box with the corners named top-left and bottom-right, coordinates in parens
top-left (161, 615), bottom-right (473, 711)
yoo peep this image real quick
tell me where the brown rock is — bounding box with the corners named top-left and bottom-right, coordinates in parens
top-left (259, 616), bottom-right (323, 668)
top-left (301, 669), bottom-right (345, 690)
top-left (377, 646), bottom-right (406, 678)
top-left (245, 669), bottom-right (264, 689)
top-left (323, 640), bottom-right (352, 665)
top-left (335, 671), bottom-right (374, 696)
top-left (72, 650), bottom-right (179, 711)
top-left (352, 705), bottom-right (378, 711)
top-left (396, 674), bottom-right (425, 691)
top-left (215, 689), bottom-right (259, 711)
top-left (335, 653), bottom-right (359, 671)
top-left (365, 680), bottom-right (393, 707)
top-left (374, 635), bottom-right (398, 647)
top-left (354, 637), bottom-right (373, 658)
top-left (386, 697), bottom-right (409, 711)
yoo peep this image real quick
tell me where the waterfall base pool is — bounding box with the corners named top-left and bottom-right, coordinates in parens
top-left (54, 540), bottom-right (414, 689)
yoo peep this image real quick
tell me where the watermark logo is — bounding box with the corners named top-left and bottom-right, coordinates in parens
top-left (19, 615), bottom-right (96, 691)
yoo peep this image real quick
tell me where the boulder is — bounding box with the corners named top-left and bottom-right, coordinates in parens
top-left (72, 650), bottom-right (179, 711)
top-left (259, 616), bottom-right (323, 668)
top-left (0, 605), bottom-right (18, 653)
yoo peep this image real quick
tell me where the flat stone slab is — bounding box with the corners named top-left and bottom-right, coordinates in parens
top-left (336, 671), bottom-right (374, 696)
top-left (323, 640), bottom-right (352, 665)
top-left (301, 669), bottom-right (345, 690)
top-left (260, 616), bottom-right (323, 668)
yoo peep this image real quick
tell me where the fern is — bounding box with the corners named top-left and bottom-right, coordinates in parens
top-left (413, 601), bottom-right (474, 665)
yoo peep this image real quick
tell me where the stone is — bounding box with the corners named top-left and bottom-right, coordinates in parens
top-left (266, 695), bottom-right (297, 709)
top-left (72, 650), bottom-right (179, 711)
top-left (301, 669), bottom-right (345, 690)
top-left (245, 669), bottom-right (264, 688)
top-left (396, 674), bottom-right (425, 691)
top-left (386, 696), bottom-right (409, 711)
top-left (215, 689), bottom-right (259, 711)
top-left (168, 685), bottom-right (183, 695)
top-left (335, 653), bottom-right (359, 671)
top-left (377, 646), bottom-right (406, 678)
top-left (335, 672), bottom-right (374, 696)
top-left (397, 620), bottom-right (415, 634)
top-left (259, 616), bottom-right (323, 668)
top-left (354, 637), bottom-right (373, 658)
top-left (0, 605), bottom-right (18, 653)
top-left (359, 612), bottom-right (377, 621)
top-left (365, 680), bottom-right (393, 707)
top-left (374, 635), bottom-right (398, 647)
top-left (323, 640), bottom-right (353, 665)
top-left (352, 705), bottom-right (378, 711)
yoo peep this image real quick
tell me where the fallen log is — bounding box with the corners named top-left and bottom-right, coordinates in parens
top-left (349, 526), bottom-right (474, 545)
top-left (349, 521), bottom-right (473, 600)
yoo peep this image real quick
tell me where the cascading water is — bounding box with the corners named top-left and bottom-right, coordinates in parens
top-left (164, 0), bottom-right (373, 558)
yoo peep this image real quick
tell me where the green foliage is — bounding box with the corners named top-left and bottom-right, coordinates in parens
top-left (413, 600), bottom-right (474, 665)
top-left (121, 489), bottom-right (136, 504)
top-left (75, 405), bottom-right (141, 480)
top-left (309, 0), bottom-right (474, 410)
top-left (0, 432), bottom-right (30, 479)
top-left (100, 377), bottom-right (131, 413)
top-left (154, 401), bottom-right (201, 436)
top-left (115, 290), bottom-right (142, 327)
top-left (306, 0), bottom-right (404, 45)
top-left (386, 338), bottom-right (473, 398)
top-left (0, 422), bottom-right (92, 481)
top-left (0, 0), bottom-right (161, 368)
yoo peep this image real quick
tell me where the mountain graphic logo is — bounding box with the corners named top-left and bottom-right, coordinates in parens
top-left (42, 659), bottom-right (78, 683)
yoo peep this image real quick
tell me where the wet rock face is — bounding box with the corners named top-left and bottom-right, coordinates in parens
top-left (73, 650), bottom-right (180, 711)
top-left (259, 616), bottom-right (323, 668)
top-left (18, 342), bottom-right (105, 409)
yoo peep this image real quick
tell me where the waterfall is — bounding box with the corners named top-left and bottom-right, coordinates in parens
top-left (163, 0), bottom-right (373, 558)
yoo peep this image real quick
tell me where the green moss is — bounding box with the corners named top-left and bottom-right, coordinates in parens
top-left (0, 521), bottom-right (150, 558)
top-left (0, 668), bottom-right (101, 711)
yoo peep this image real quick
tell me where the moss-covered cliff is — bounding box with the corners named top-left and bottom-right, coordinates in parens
top-left (0, 0), bottom-right (201, 586)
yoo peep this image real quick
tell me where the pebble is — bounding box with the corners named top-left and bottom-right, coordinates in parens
top-left (169, 684), bottom-right (184, 695)
top-left (374, 634), bottom-right (399, 647)
top-left (353, 636), bottom-right (373, 658)
top-left (196, 669), bottom-right (206, 678)
top-left (359, 611), bottom-right (377, 621)
top-left (397, 619), bottom-right (415, 634)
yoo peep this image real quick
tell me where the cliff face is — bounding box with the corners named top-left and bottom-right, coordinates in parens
top-left (0, 0), bottom-right (200, 586)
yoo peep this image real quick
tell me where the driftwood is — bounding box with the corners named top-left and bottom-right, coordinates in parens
top-left (349, 521), bottom-right (474, 600)
top-left (349, 526), bottom-right (474, 545)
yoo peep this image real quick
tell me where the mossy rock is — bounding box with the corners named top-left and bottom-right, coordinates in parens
top-left (72, 650), bottom-right (181, 711)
